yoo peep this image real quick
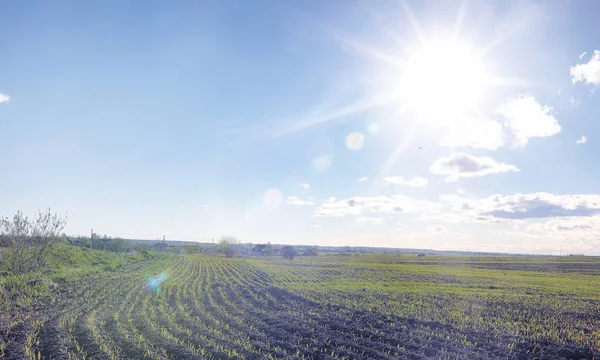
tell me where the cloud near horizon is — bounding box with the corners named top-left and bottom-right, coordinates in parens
top-left (356, 217), bottom-right (383, 226)
top-left (315, 195), bottom-right (440, 217)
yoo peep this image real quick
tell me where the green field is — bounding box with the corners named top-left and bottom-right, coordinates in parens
top-left (1, 247), bottom-right (599, 359)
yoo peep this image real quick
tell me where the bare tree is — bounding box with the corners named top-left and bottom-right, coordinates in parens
top-left (0, 209), bottom-right (68, 274)
top-left (218, 235), bottom-right (239, 258)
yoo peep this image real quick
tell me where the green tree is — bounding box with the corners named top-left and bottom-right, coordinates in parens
top-left (265, 242), bottom-right (274, 256)
top-left (303, 246), bottom-right (318, 256)
top-left (280, 245), bottom-right (297, 260)
top-left (218, 236), bottom-right (239, 258)
top-left (79, 237), bottom-right (91, 248)
top-left (111, 238), bottom-right (127, 252)
top-left (183, 244), bottom-right (202, 254)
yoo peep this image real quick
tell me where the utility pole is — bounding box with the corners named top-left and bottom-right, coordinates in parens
top-left (90, 229), bottom-right (94, 249)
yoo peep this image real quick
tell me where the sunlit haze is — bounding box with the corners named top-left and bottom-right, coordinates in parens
top-left (2, 0), bottom-right (600, 254)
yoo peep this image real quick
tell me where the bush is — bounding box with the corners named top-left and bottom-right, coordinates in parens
top-left (218, 236), bottom-right (239, 258)
top-left (0, 209), bottom-right (68, 274)
top-left (303, 246), bottom-right (318, 256)
top-left (182, 244), bottom-right (202, 254)
top-left (281, 245), bottom-right (297, 260)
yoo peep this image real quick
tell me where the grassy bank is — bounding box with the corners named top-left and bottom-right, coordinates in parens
top-left (0, 243), bottom-right (154, 310)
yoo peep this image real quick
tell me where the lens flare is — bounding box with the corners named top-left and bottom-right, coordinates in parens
top-left (145, 271), bottom-right (168, 293)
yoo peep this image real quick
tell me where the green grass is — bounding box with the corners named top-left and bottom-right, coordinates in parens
top-left (0, 243), bottom-right (154, 310)
top-left (3, 250), bottom-right (600, 358)
top-left (251, 254), bottom-right (600, 350)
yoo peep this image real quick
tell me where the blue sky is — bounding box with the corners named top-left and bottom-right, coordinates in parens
top-left (2, 0), bottom-right (600, 254)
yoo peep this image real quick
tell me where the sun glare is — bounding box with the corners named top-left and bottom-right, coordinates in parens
top-left (398, 38), bottom-right (491, 122)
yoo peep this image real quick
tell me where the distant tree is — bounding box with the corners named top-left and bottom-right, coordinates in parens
top-left (111, 238), bottom-right (127, 252)
top-left (252, 244), bottom-right (266, 255)
top-left (0, 209), bottom-right (68, 274)
top-left (281, 245), bottom-right (297, 260)
top-left (183, 244), bottom-right (202, 254)
top-left (218, 236), bottom-right (239, 258)
top-left (134, 242), bottom-right (149, 252)
top-left (253, 242), bottom-right (274, 256)
top-left (303, 246), bottom-right (318, 256)
top-left (79, 237), bottom-right (91, 248)
top-left (265, 242), bottom-right (274, 256)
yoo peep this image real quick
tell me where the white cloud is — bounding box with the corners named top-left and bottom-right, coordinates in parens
top-left (357, 177), bottom-right (368, 183)
top-left (383, 176), bottom-right (428, 187)
top-left (571, 50), bottom-right (600, 85)
top-left (288, 196), bottom-right (316, 206)
top-left (0, 93), bottom-right (9, 103)
top-left (496, 95), bottom-right (561, 148)
top-left (429, 153), bottom-right (519, 182)
top-left (430, 225), bottom-right (448, 234)
top-left (579, 51), bottom-right (587, 60)
top-left (576, 135), bottom-right (587, 145)
top-left (315, 194), bottom-right (440, 217)
top-left (439, 119), bottom-right (504, 150)
top-left (356, 217), bottom-right (383, 226)
top-left (439, 192), bottom-right (600, 221)
top-left (300, 183), bottom-right (310, 189)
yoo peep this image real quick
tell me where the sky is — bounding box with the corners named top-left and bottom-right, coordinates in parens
top-left (1, 0), bottom-right (600, 254)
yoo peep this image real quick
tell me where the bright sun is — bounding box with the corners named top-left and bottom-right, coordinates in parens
top-left (398, 38), bottom-right (492, 122)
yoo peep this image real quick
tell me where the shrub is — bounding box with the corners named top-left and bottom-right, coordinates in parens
top-left (0, 209), bottom-right (68, 274)
top-left (303, 246), bottom-right (318, 256)
top-left (218, 236), bottom-right (239, 258)
top-left (281, 245), bottom-right (297, 260)
top-left (182, 244), bottom-right (202, 254)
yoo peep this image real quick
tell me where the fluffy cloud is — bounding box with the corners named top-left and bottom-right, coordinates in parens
top-left (525, 216), bottom-right (598, 232)
top-left (357, 177), bottom-right (368, 183)
top-left (356, 217), bottom-right (383, 226)
top-left (429, 153), bottom-right (519, 182)
top-left (483, 193), bottom-right (600, 219)
top-left (288, 196), bottom-right (316, 206)
top-left (576, 136), bottom-right (587, 145)
top-left (439, 192), bottom-right (600, 220)
top-left (300, 183), bottom-right (310, 189)
top-left (521, 215), bottom-right (600, 254)
top-left (383, 176), bottom-right (428, 187)
top-left (439, 119), bottom-right (504, 150)
top-left (496, 95), bottom-right (561, 148)
top-left (0, 93), bottom-right (9, 103)
top-left (571, 50), bottom-right (600, 85)
top-left (315, 194), bottom-right (440, 217)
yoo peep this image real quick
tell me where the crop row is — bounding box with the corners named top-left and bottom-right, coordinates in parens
top-left (5, 254), bottom-right (598, 359)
